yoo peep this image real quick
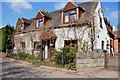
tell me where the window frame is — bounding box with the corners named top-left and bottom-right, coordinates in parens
top-left (20, 42), bottom-right (25, 49)
top-left (63, 9), bottom-right (77, 23)
top-left (64, 11), bottom-right (69, 23)
top-left (70, 9), bottom-right (77, 23)
top-left (34, 41), bottom-right (41, 50)
top-left (64, 40), bottom-right (78, 47)
top-left (36, 17), bottom-right (43, 28)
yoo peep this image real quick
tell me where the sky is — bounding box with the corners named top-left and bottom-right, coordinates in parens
top-left (0, 0), bottom-right (119, 31)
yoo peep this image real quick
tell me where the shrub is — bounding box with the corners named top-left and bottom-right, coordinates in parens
top-left (7, 53), bottom-right (19, 59)
top-left (51, 46), bottom-right (77, 70)
top-left (7, 52), bottom-right (33, 60)
top-left (18, 52), bottom-right (28, 59)
top-left (26, 53), bottom-right (33, 60)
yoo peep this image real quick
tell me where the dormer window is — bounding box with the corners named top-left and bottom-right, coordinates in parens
top-left (36, 17), bottom-right (43, 27)
top-left (64, 11), bottom-right (69, 23)
top-left (64, 9), bottom-right (77, 23)
top-left (18, 23), bottom-right (24, 31)
top-left (70, 9), bottom-right (77, 22)
top-left (40, 18), bottom-right (43, 26)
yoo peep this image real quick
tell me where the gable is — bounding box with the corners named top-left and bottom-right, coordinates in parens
top-left (34, 11), bottom-right (44, 20)
top-left (63, 2), bottom-right (78, 11)
top-left (18, 18), bottom-right (24, 24)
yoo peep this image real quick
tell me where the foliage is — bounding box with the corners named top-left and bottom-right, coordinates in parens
top-left (7, 52), bottom-right (33, 60)
top-left (51, 46), bottom-right (77, 70)
top-left (80, 40), bottom-right (90, 52)
top-left (0, 24), bottom-right (14, 52)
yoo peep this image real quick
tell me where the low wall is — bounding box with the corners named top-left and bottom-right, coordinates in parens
top-left (76, 51), bottom-right (104, 72)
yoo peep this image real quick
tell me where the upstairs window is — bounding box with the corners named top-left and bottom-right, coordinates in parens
top-left (64, 11), bottom-right (69, 23)
top-left (63, 9), bottom-right (77, 23)
top-left (70, 9), bottom-right (77, 22)
top-left (98, 10), bottom-right (103, 29)
top-left (100, 17), bottom-right (103, 29)
top-left (18, 23), bottom-right (24, 31)
top-left (36, 18), bottom-right (43, 27)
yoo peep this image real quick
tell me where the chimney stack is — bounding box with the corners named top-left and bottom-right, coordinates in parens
top-left (68, 0), bottom-right (76, 4)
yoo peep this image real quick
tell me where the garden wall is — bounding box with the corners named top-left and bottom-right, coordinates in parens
top-left (76, 51), bottom-right (104, 72)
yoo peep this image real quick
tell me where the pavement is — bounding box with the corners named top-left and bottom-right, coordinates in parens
top-left (0, 57), bottom-right (119, 78)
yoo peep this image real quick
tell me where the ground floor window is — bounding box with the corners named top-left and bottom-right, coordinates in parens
top-left (34, 41), bottom-right (41, 50)
top-left (101, 40), bottom-right (104, 50)
top-left (64, 40), bottom-right (78, 47)
top-left (20, 42), bottom-right (25, 49)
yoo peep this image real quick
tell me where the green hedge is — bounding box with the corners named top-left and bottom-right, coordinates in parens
top-left (51, 46), bottom-right (77, 70)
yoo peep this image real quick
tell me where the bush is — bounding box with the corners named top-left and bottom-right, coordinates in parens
top-left (51, 46), bottom-right (77, 70)
top-left (7, 52), bottom-right (33, 60)
top-left (18, 52), bottom-right (28, 59)
top-left (7, 53), bottom-right (19, 59)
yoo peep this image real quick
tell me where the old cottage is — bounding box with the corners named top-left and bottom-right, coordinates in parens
top-left (13, 0), bottom-right (117, 60)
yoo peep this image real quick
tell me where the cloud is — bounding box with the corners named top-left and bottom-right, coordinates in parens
top-left (54, 2), bottom-right (67, 10)
top-left (6, 0), bottom-right (32, 13)
top-left (112, 26), bottom-right (118, 31)
top-left (109, 11), bottom-right (118, 19)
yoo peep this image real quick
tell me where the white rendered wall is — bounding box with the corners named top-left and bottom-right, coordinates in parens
top-left (53, 26), bottom-right (91, 50)
top-left (94, 1), bottom-right (110, 53)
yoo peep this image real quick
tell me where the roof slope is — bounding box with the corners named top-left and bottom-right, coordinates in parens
top-left (21, 2), bottom-right (98, 33)
top-left (21, 18), bottom-right (33, 24)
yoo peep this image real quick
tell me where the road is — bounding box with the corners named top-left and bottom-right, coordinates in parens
top-left (0, 57), bottom-right (119, 78)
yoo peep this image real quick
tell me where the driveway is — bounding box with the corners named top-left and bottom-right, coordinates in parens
top-left (0, 57), bottom-right (119, 78)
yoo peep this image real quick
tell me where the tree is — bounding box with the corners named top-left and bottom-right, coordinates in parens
top-left (0, 24), bottom-right (14, 52)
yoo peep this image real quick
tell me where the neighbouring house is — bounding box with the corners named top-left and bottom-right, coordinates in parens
top-left (104, 17), bottom-right (115, 56)
top-left (13, 0), bottom-right (113, 60)
top-left (114, 30), bottom-right (120, 53)
top-left (104, 17), bottom-right (120, 55)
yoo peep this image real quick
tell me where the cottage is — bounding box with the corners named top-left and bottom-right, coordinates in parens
top-left (14, 0), bottom-right (114, 60)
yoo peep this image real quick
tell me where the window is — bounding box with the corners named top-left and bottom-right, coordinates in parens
top-left (64, 40), bottom-right (77, 47)
top-left (20, 42), bottom-right (25, 49)
top-left (101, 40), bottom-right (104, 50)
top-left (70, 9), bottom-right (77, 22)
top-left (36, 20), bottom-right (39, 27)
top-left (18, 23), bottom-right (24, 31)
top-left (100, 17), bottom-right (103, 29)
top-left (64, 9), bottom-right (77, 23)
top-left (98, 10), bottom-right (103, 29)
top-left (106, 40), bottom-right (109, 49)
top-left (36, 18), bottom-right (43, 27)
top-left (64, 11), bottom-right (69, 23)
top-left (34, 41), bottom-right (41, 50)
